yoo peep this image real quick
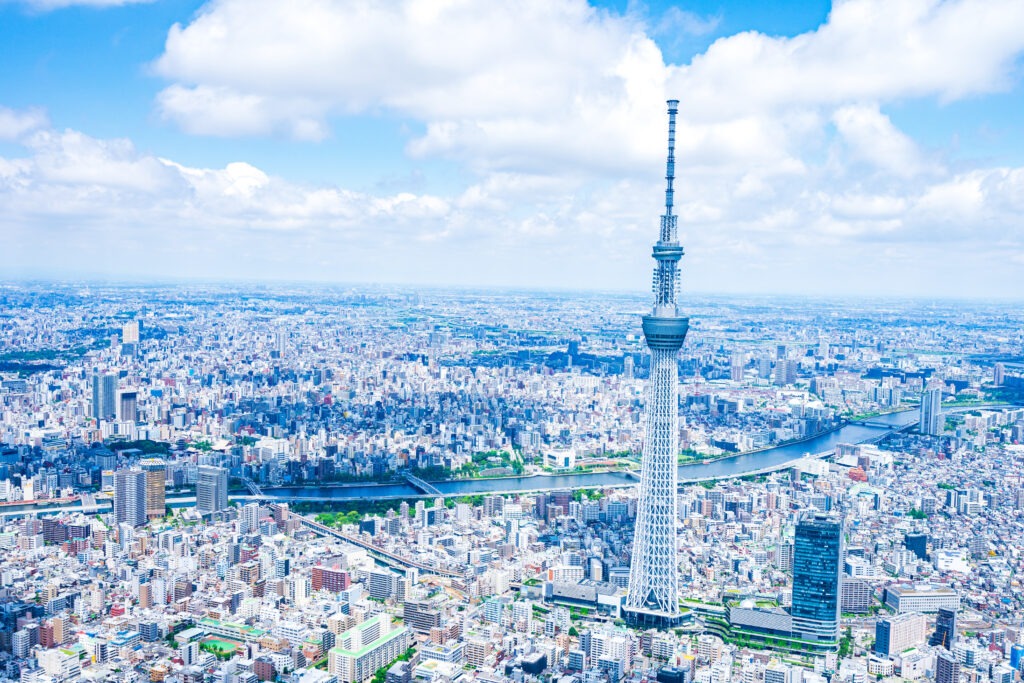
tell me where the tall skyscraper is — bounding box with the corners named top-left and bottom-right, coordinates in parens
top-left (139, 458), bottom-right (166, 520)
top-left (121, 320), bottom-right (140, 345)
top-left (904, 532), bottom-right (929, 561)
top-left (120, 320), bottom-right (140, 356)
top-left (92, 373), bottom-right (118, 421)
top-left (730, 352), bottom-right (746, 382)
top-left (625, 100), bottom-right (689, 628)
top-left (791, 513), bottom-right (844, 643)
top-left (196, 465), bottom-right (229, 515)
top-left (774, 359), bottom-right (797, 386)
top-left (113, 468), bottom-right (147, 527)
top-left (993, 362), bottom-right (1005, 386)
top-left (919, 388), bottom-right (943, 436)
top-left (117, 390), bottom-right (138, 423)
top-left (930, 607), bottom-right (957, 649)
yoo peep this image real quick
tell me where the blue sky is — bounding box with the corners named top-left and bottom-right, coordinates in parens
top-left (2, 0), bottom-right (1023, 297)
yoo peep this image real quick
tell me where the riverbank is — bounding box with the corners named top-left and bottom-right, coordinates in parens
top-left (677, 419), bottom-right (851, 469)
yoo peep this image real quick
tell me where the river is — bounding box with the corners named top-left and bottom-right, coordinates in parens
top-left (0, 406), bottom-right (985, 518)
top-left (256, 408), bottom-right (921, 501)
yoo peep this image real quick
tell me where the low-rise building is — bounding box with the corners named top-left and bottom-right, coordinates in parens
top-left (884, 585), bottom-right (960, 613)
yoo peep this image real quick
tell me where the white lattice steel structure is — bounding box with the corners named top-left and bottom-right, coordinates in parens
top-left (625, 100), bottom-right (690, 628)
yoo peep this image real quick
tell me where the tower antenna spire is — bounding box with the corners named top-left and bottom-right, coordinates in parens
top-left (664, 99), bottom-right (678, 218)
top-left (652, 100), bottom-right (683, 313)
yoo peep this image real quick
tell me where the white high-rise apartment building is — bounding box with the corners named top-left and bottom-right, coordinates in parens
top-left (919, 388), bottom-right (943, 436)
top-left (239, 502), bottom-right (261, 534)
top-left (113, 468), bottom-right (146, 527)
top-left (196, 465), bottom-right (228, 514)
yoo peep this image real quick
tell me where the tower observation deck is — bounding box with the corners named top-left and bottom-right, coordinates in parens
top-left (625, 100), bottom-right (690, 628)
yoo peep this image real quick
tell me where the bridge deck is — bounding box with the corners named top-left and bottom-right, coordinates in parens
top-left (404, 473), bottom-right (442, 496)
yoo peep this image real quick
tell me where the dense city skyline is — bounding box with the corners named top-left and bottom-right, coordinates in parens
top-left (0, 279), bottom-right (1022, 683)
top-left (3, 0), bottom-right (1024, 296)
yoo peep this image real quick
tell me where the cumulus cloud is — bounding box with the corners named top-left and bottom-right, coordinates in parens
top-left (832, 104), bottom-right (935, 178)
top-left (152, 0), bottom-right (670, 170)
top-left (0, 106), bottom-right (48, 141)
top-left (26, 129), bottom-right (183, 192)
top-left (7, 0), bottom-right (1024, 295)
top-left (2, 106), bottom-right (1021, 294)
top-left (151, 0), bottom-right (1024, 174)
top-left (156, 85), bottom-right (330, 141)
top-left (678, 0), bottom-right (1024, 119)
top-left (0, 113), bottom-right (452, 242)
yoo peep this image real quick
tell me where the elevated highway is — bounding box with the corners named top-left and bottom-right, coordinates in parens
top-left (280, 506), bottom-right (463, 579)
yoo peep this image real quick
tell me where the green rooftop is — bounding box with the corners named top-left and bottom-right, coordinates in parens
top-left (198, 617), bottom-right (267, 639)
top-left (330, 614), bottom-right (408, 659)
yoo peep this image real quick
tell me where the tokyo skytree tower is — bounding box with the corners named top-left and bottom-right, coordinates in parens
top-left (625, 100), bottom-right (689, 628)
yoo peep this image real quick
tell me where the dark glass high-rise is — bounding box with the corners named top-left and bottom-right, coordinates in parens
top-left (930, 608), bottom-right (957, 649)
top-left (790, 513), bottom-right (844, 643)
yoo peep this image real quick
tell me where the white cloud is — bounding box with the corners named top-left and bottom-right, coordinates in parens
top-left (156, 85), bottom-right (329, 141)
top-left (6, 0), bottom-right (1024, 295)
top-left (653, 7), bottom-right (721, 38)
top-left (25, 129), bottom-right (183, 192)
top-left (0, 117), bottom-right (453, 241)
top-left (152, 0), bottom-right (1024, 176)
top-left (0, 106), bottom-right (48, 141)
top-left (914, 173), bottom-right (987, 223)
top-left (831, 193), bottom-right (908, 219)
top-left (1, 112), bottom-right (1022, 294)
top-left (832, 104), bottom-right (934, 178)
top-left (678, 0), bottom-right (1024, 120)
top-left (155, 0), bottom-right (646, 119)
top-left (153, 0), bottom-right (671, 169)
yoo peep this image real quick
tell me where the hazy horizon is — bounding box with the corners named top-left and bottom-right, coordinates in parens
top-left (4, 274), bottom-right (1023, 305)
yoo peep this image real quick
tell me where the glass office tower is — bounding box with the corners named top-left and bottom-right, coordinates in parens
top-left (930, 608), bottom-right (958, 649)
top-left (791, 513), bottom-right (844, 643)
